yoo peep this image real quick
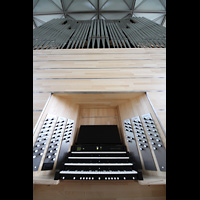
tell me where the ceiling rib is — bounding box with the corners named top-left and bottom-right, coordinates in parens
top-left (33, 0), bottom-right (40, 10)
top-left (88, 0), bottom-right (97, 10)
top-left (131, 0), bottom-right (137, 16)
top-left (65, 0), bottom-right (74, 13)
top-left (97, 0), bottom-right (99, 19)
top-left (33, 10), bottom-right (165, 16)
top-left (152, 14), bottom-right (165, 23)
top-left (158, 0), bottom-right (166, 9)
top-left (134, 0), bottom-right (147, 10)
top-left (60, 0), bottom-right (66, 17)
top-left (33, 19), bottom-right (37, 28)
top-left (100, 0), bottom-right (109, 10)
top-left (48, 0), bottom-right (62, 11)
top-left (123, 0), bottom-right (131, 10)
top-left (161, 15), bottom-right (166, 26)
top-left (33, 0), bottom-right (166, 28)
top-left (134, 10), bottom-right (165, 14)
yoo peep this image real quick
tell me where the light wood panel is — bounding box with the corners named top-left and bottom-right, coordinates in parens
top-left (33, 48), bottom-right (166, 199)
top-left (147, 92), bottom-right (166, 110)
top-left (33, 60), bottom-right (166, 69)
top-left (33, 181), bottom-right (166, 200)
top-left (33, 68), bottom-right (166, 79)
top-left (33, 111), bottom-right (41, 129)
top-left (156, 111), bottom-right (166, 131)
top-left (33, 93), bottom-right (50, 110)
top-left (33, 78), bottom-right (166, 92)
top-left (33, 53), bottom-right (165, 61)
top-left (147, 92), bottom-right (166, 130)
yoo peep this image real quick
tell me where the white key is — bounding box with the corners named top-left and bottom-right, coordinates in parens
top-left (68, 157), bottom-right (129, 159)
top-left (64, 163), bottom-right (133, 166)
top-left (71, 151), bottom-right (127, 154)
top-left (59, 170), bottom-right (138, 175)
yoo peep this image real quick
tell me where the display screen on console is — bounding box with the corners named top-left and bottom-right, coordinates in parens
top-left (76, 125), bottom-right (121, 144)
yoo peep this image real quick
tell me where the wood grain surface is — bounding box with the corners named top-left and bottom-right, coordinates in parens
top-left (33, 48), bottom-right (166, 199)
top-left (33, 181), bottom-right (166, 200)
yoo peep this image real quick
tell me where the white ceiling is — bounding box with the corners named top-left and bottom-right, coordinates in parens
top-left (33, 0), bottom-right (166, 29)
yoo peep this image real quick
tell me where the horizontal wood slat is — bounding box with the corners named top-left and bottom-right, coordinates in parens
top-left (33, 59), bottom-right (166, 69)
top-left (33, 68), bottom-right (166, 79)
top-left (33, 53), bottom-right (165, 61)
top-left (33, 78), bottom-right (166, 92)
top-left (33, 48), bottom-right (166, 55)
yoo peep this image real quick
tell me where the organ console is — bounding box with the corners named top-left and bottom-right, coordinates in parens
top-left (54, 125), bottom-right (143, 181)
top-left (33, 92), bottom-right (166, 185)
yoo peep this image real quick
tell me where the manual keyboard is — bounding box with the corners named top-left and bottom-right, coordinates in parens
top-left (54, 144), bottom-right (143, 180)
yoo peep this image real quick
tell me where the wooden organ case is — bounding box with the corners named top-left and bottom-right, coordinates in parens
top-left (33, 92), bottom-right (166, 185)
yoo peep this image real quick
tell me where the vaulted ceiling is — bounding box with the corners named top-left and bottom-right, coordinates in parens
top-left (33, 0), bottom-right (166, 29)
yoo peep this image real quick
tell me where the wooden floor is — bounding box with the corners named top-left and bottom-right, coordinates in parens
top-left (33, 48), bottom-right (166, 200)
